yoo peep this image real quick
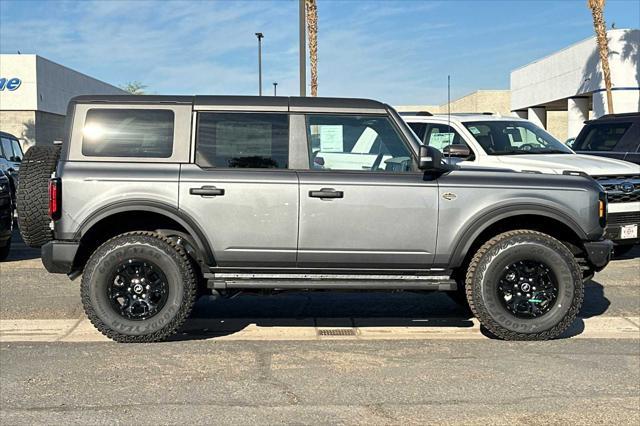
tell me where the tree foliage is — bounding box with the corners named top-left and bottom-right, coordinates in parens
top-left (119, 81), bottom-right (147, 95)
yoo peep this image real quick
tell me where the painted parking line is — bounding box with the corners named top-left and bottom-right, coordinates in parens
top-left (1, 316), bottom-right (638, 343)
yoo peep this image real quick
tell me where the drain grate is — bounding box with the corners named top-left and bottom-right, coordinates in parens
top-left (317, 328), bottom-right (357, 336)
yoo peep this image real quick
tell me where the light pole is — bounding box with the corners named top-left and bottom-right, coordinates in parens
top-left (255, 32), bottom-right (264, 96)
top-left (299, 0), bottom-right (306, 96)
top-left (273, 82), bottom-right (278, 96)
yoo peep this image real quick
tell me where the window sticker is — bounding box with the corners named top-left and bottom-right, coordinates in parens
top-left (429, 132), bottom-right (455, 150)
top-left (319, 125), bottom-right (344, 152)
top-left (468, 126), bottom-right (481, 135)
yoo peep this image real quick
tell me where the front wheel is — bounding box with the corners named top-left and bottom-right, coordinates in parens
top-left (465, 230), bottom-right (583, 341)
top-left (81, 231), bottom-right (198, 342)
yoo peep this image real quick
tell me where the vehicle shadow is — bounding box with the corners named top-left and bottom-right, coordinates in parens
top-left (169, 291), bottom-right (475, 341)
top-left (614, 244), bottom-right (640, 260)
top-left (1, 227), bottom-right (40, 262)
top-left (170, 280), bottom-right (611, 342)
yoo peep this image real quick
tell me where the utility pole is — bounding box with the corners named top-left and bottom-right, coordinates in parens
top-left (255, 32), bottom-right (264, 96)
top-left (299, 0), bottom-right (306, 96)
top-left (273, 82), bottom-right (278, 96)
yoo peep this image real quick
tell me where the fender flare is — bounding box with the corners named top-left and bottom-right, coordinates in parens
top-left (449, 203), bottom-right (587, 268)
top-left (75, 200), bottom-right (215, 265)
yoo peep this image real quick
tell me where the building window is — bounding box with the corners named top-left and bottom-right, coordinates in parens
top-left (196, 113), bottom-right (289, 169)
top-left (82, 109), bottom-right (174, 158)
top-left (307, 115), bottom-right (413, 172)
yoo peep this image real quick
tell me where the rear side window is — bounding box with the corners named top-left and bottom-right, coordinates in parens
top-left (82, 109), bottom-right (174, 158)
top-left (196, 113), bottom-right (289, 168)
top-left (574, 122), bottom-right (632, 152)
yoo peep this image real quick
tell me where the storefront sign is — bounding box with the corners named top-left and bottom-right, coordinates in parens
top-left (0, 77), bottom-right (22, 91)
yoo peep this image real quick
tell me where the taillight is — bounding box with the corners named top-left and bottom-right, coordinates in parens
top-left (49, 178), bottom-right (61, 220)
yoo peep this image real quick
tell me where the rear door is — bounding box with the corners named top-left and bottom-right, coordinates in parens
top-left (178, 111), bottom-right (299, 267)
top-left (297, 114), bottom-right (439, 269)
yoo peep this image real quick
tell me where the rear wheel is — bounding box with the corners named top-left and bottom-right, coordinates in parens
top-left (465, 230), bottom-right (583, 341)
top-left (16, 145), bottom-right (60, 248)
top-left (81, 231), bottom-right (198, 343)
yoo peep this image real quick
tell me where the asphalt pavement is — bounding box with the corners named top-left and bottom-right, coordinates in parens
top-left (1, 229), bottom-right (639, 425)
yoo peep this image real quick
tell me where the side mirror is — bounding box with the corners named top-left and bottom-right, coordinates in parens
top-left (442, 144), bottom-right (471, 158)
top-left (418, 145), bottom-right (445, 171)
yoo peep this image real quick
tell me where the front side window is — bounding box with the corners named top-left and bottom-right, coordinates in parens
top-left (307, 115), bottom-right (413, 172)
top-left (196, 113), bottom-right (289, 168)
top-left (464, 120), bottom-right (572, 155)
top-left (1, 137), bottom-right (23, 162)
top-left (11, 138), bottom-right (23, 161)
top-left (82, 109), bottom-right (174, 158)
top-left (573, 122), bottom-right (632, 152)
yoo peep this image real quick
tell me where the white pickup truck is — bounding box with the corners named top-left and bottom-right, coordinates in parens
top-left (403, 113), bottom-right (640, 254)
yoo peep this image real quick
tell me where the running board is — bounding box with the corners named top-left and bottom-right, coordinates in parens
top-left (207, 273), bottom-right (457, 291)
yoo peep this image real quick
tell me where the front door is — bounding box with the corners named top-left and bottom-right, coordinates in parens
top-left (179, 112), bottom-right (298, 267)
top-left (297, 114), bottom-right (439, 269)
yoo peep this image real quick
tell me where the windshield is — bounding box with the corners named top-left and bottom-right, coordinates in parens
top-left (572, 122), bottom-right (631, 152)
top-left (463, 121), bottom-right (572, 155)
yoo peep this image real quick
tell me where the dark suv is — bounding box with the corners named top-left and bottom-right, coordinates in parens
top-left (571, 113), bottom-right (640, 165)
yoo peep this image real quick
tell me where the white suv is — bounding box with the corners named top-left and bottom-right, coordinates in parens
top-left (403, 113), bottom-right (640, 253)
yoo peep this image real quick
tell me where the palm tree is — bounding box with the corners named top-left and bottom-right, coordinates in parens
top-left (588, 0), bottom-right (614, 113)
top-left (305, 0), bottom-right (318, 96)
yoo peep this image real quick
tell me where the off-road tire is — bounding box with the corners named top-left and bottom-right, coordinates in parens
top-left (81, 231), bottom-right (198, 343)
top-left (0, 237), bottom-right (10, 261)
top-left (16, 145), bottom-right (61, 248)
top-left (465, 230), bottom-right (583, 341)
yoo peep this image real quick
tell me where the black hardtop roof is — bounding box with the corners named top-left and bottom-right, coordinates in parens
top-left (69, 95), bottom-right (388, 111)
top-left (586, 112), bottom-right (640, 124)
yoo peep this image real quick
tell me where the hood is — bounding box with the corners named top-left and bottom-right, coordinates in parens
top-left (496, 154), bottom-right (640, 176)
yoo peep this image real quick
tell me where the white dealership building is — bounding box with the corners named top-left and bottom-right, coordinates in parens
top-left (511, 29), bottom-right (639, 139)
top-left (0, 54), bottom-right (125, 149)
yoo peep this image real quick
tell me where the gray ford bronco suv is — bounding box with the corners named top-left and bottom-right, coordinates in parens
top-left (16, 95), bottom-right (613, 342)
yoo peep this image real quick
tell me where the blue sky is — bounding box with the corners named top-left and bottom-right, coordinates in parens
top-left (1, 0), bottom-right (638, 104)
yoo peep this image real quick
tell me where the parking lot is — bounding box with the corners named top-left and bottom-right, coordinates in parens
top-left (0, 229), bottom-right (638, 424)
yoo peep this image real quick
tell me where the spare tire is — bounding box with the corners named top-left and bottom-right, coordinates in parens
top-left (16, 145), bottom-right (61, 248)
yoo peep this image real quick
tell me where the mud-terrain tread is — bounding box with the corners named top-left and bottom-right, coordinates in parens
top-left (81, 231), bottom-right (198, 343)
top-left (16, 145), bottom-right (61, 248)
top-left (465, 230), bottom-right (583, 341)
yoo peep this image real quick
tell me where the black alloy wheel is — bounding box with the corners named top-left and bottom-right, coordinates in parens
top-left (108, 259), bottom-right (169, 320)
top-left (497, 260), bottom-right (558, 319)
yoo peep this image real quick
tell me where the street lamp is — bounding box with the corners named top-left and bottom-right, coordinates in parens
top-left (255, 32), bottom-right (264, 96)
top-left (273, 82), bottom-right (278, 96)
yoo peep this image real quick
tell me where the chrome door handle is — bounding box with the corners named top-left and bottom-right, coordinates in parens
top-left (190, 186), bottom-right (225, 197)
top-left (309, 188), bottom-right (344, 199)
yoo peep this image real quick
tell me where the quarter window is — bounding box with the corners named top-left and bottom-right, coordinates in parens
top-left (196, 113), bottom-right (289, 168)
top-left (82, 109), bottom-right (174, 158)
top-left (307, 115), bottom-right (413, 172)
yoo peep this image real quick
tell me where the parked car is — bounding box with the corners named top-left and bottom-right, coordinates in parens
top-left (17, 95), bottom-right (612, 342)
top-left (0, 131), bottom-right (24, 204)
top-left (0, 171), bottom-right (12, 260)
top-left (403, 113), bottom-right (639, 255)
top-left (570, 113), bottom-right (640, 165)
